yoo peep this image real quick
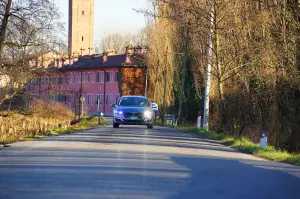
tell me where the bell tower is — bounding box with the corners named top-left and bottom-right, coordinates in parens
top-left (68, 0), bottom-right (94, 56)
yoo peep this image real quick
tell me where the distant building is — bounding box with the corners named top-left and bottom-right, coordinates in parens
top-left (27, 1), bottom-right (147, 115)
top-left (28, 49), bottom-right (147, 115)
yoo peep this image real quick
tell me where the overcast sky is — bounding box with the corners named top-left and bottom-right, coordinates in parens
top-left (53, 0), bottom-right (148, 46)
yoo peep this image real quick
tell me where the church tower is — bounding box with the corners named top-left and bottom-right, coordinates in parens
top-left (68, 0), bottom-right (94, 56)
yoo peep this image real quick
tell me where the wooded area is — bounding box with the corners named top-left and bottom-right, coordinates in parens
top-left (143, 0), bottom-right (300, 153)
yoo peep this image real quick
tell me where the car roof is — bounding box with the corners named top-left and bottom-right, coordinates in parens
top-left (121, 95), bottom-right (148, 99)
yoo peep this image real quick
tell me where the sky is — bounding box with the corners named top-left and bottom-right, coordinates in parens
top-left (53, 0), bottom-right (148, 47)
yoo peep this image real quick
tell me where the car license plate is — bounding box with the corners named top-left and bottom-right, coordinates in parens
top-left (128, 116), bottom-right (138, 120)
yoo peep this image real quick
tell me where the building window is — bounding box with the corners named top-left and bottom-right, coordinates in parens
top-left (65, 73), bottom-right (69, 84)
top-left (96, 72), bottom-right (100, 82)
top-left (78, 72), bottom-right (81, 83)
top-left (82, 36), bottom-right (84, 41)
top-left (100, 94), bottom-right (103, 105)
top-left (69, 95), bottom-right (72, 105)
top-left (101, 71), bottom-right (104, 83)
top-left (110, 72), bottom-right (113, 82)
top-left (105, 94), bottom-right (109, 105)
top-left (88, 72), bottom-right (91, 83)
top-left (82, 10), bottom-right (84, 15)
top-left (96, 94), bottom-right (99, 105)
top-left (59, 76), bottom-right (62, 85)
top-left (91, 94), bottom-right (94, 105)
top-left (105, 71), bottom-right (110, 82)
top-left (115, 72), bottom-right (119, 82)
top-left (82, 72), bottom-right (85, 83)
top-left (115, 94), bottom-right (119, 104)
top-left (87, 94), bottom-right (91, 105)
top-left (73, 73), bottom-right (76, 83)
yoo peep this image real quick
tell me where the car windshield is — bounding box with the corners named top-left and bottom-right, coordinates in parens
top-left (119, 97), bottom-right (149, 107)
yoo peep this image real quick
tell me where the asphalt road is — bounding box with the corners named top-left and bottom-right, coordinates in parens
top-left (0, 122), bottom-right (300, 199)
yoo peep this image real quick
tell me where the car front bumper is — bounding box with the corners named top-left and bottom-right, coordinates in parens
top-left (114, 117), bottom-right (153, 125)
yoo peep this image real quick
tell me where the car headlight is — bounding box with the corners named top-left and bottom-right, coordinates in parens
top-left (144, 110), bottom-right (152, 119)
top-left (114, 110), bottom-right (123, 115)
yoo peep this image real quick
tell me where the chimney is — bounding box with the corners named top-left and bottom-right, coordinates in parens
top-left (125, 44), bottom-right (134, 54)
top-left (62, 59), bottom-right (65, 67)
top-left (58, 59), bottom-right (62, 67)
top-left (135, 45), bottom-right (143, 54)
top-left (54, 58), bottom-right (58, 67)
top-left (69, 57), bottom-right (74, 65)
top-left (125, 53), bottom-right (132, 64)
top-left (102, 52), bottom-right (108, 63)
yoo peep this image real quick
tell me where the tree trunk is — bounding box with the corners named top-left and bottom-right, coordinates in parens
top-left (0, 0), bottom-right (13, 58)
top-left (213, 2), bottom-right (225, 130)
top-left (177, 27), bottom-right (189, 125)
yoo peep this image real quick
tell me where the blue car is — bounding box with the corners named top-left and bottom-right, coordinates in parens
top-left (112, 96), bottom-right (155, 129)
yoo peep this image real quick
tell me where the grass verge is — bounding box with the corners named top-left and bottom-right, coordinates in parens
top-left (0, 117), bottom-right (106, 147)
top-left (156, 123), bottom-right (300, 166)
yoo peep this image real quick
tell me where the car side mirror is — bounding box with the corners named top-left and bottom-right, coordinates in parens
top-left (111, 104), bottom-right (116, 107)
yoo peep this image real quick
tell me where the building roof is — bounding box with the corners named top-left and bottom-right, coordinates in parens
top-left (59, 53), bottom-right (146, 71)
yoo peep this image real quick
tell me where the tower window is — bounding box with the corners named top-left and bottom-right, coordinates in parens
top-left (82, 36), bottom-right (84, 41)
top-left (82, 10), bottom-right (84, 15)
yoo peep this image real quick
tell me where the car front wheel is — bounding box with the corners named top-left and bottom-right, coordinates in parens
top-left (113, 122), bottom-right (119, 128)
top-left (147, 124), bottom-right (153, 129)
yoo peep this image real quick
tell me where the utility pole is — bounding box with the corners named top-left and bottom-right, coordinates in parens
top-left (203, 0), bottom-right (215, 131)
top-left (144, 65), bottom-right (148, 97)
top-left (177, 26), bottom-right (190, 126)
top-left (162, 47), bottom-right (168, 123)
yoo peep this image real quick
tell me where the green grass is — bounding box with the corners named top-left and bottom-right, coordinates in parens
top-left (155, 123), bottom-right (300, 166)
top-left (48, 117), bottom-right (106, 135)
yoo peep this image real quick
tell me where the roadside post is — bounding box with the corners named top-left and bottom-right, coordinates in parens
top-left (97, 98), bottom-right (101, 125)
top-left (260, 132), bottom-right (268, 150)
top-left (197, 111), bottom-right (201, 129)
top-left (197, 116), bottom-right (201, 129)
top-left (80, 96), bottom-right (85, 117)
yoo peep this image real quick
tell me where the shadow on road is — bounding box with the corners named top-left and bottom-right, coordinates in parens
top-left (38, 126), bottom-right (237, 153)
top-left (1, 148), bottom-right (300, 199)
top-left (1, 125), bottom-right (300, 199)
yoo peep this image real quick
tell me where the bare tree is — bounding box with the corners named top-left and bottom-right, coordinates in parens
top-left (0, 0), bottom-right (63, 108)
top-left (99, 30), bottom-right (147, 54)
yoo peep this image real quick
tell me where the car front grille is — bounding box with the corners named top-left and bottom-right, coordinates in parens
top-left (124, 112), bottom-right (143, 118)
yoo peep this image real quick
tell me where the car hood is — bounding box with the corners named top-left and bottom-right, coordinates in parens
top-left (115, 106), bottom-right (151, 112)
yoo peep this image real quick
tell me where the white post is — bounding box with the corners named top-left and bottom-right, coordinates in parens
top-left (81, 101), bottom-right (84, 116)
top-left (203, 0), bottom-right (214, 131)
top-left (260, 133), bottom-right (268, 150)
top-left (197, 116), bottom-right (201, 129)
